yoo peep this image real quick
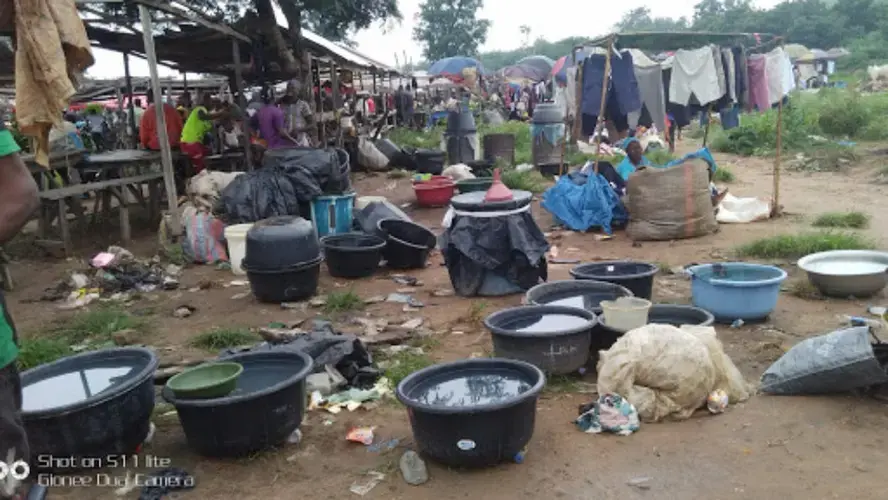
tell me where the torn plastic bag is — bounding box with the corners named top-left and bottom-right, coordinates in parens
top-left (760, 326), bottom-right (888, 395)
top-left (217, 147), bottom-right (350, 223)
top-left (439, 206), bottom-right (549, 297)
top-left (541, 173), bottom-right (627, 233)
top-left (354, 200), bottom-right (412, 239)
top-left (220, 320), bottom-right (380, 388)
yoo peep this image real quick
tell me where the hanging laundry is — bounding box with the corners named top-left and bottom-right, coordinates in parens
top-left (720, 104), bottom-right (741, 130)
top-left (580, 51), bottom-right (641, 125)
top-left (746, 55), bottom-right (770, 112)
top-left (711, 46), bottom-right (727, 98)
top-left (732, 46), bottom-right (749, 108)
top-left (628, 65), bottom-right (666, 132)
top-left (721, 48), bottom-right (737, 103)
top-left (669, 46), bottom-right (723, 106)
top-left (662, 66), bottom-right (691, 128)
top-left (765, 47), bottom-right (795, 105)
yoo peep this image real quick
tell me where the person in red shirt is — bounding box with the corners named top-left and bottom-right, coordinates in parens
top-left (140, 89), bottom-right (183, 151)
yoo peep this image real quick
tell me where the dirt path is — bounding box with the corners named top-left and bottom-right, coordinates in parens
top-left (10, 142), bottom-right (888, 499)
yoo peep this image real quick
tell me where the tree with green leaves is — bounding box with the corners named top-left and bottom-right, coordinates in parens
top-left (413, 0), bottom-right (491, 61)
top-left (615, 7), bottom-right (690, 33)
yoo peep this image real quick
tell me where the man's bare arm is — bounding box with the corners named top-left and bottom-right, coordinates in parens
top-left (0, 153), bottom-right (39, 244)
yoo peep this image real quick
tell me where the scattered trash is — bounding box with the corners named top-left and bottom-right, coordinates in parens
top-left (844, 315), bottom-right (884, 330)
top-left (287, 428), bottom-right (303, 445)
top-left (309, 297), bottom-right (327, 307)
top-left (431, 289), bottom-right (454, 297)
top-left (399, 450), bottom-right (429, 485)
top-left (387, 293), bottom-right (424, 307)
top-left (347, 426), bottom-right (376, 445)
top-left (576, 393), bottom-right (641, 436)
top-left (382, 345), bottom-right (424, 356)
top-left (368, 438), bottom-right (400, 453)
top-left (58, 288), bottom-right (101, 309)
top-left (137, 467), bottom-right (195, 500)
top-left (399, 318), bottom-right (424, 331)
top-left (549, 258), bottom-right (581, 264)
top-left (594, 234), bottom-right (613, 241)
top-left (397, 287), bottom-right (418, 293)
top-left (172, 305), bottom-right (195, 319)
top-left (731, 319), bottom-right (745, 328)
top-left (227, 279), bottom-right (249, 287)
top-left (364, 295), bottom-right (386, 304)
top-left (760, 326), bottom-right (888, 395)
top-left (869, 306), bottom-right (887, 317)
top-left (513, 447), bottom-right (528, 464)
top-left (353, 317), bottom-right (388, 336)
top-left (349, 471), bottom-right (385, 496)
top-left (318, 380), bottom-right (392, 413)
top-left (706, 389), bottom-right (729, 414)
top-left (281, 302), bottom-right (307, 310)
top-left (307, 373), bottom-right (338, 396)
top-left (230, 292), bottom-right (250, 300)
top-left (391, 275), bottom-right (419, 286)
top-left (91, 252), bottom-right (116, 268)
top-left (627, 476), bottom-right (652, 490)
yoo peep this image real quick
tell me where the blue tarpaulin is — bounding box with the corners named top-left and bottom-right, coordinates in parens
top-left (541, 173), bottom-right (628, 233)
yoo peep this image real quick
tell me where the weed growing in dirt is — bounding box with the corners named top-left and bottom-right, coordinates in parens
top-left (737, 232), bottom-right (874, 259)
top-left (387, 127), bottom-right (442, 150)
top-left (784, 280), bottom-right (824, 300)
top-left (876, 165), bottom-right (888, 183)
top-left (545, 374), bottom-right (581, 393)
top-left (381, 350), bottom-right (433, 388)
top-left (387, 169), bottom-right (409, 179)
top-left (52, 306), bottom-right (147, 343)
top-left (323, 290), bottom-right (364, 314)
top-left (713, 166), bottom-right (735, 183)
top-left (17, 338), bottom-right (74, 370)
top-left (467, 301), bottom-right (489, 324)
top-left (812, 211), bottom-right (870, 229)
top-left (191, 328), bottom-right (255, 350)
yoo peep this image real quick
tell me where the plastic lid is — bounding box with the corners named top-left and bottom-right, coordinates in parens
top-left (484, 169), bottom-right (514, 202)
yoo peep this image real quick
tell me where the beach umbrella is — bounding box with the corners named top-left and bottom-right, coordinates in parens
top-left (517, 55), bottom-right (555, 76)
top-left (428, 56), bottom-right (486, 78)
top-left (501, 63), bottom-right (548, 83)
top-left (551, 51), bottom-right (589, 85)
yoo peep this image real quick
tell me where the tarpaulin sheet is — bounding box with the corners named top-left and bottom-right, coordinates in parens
top-left (541, 173), bottom-right (628, 233)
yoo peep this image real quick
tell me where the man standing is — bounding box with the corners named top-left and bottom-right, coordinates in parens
top-left (0, 121), bottom-right (40, 499)
top-left (139, 89), bottom-right (183, 151)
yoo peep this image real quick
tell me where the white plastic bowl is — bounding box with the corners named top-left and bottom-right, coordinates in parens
top-left (600, 297), bottom-right (652, 332)
top-left (223, 223), bottom-right (254, 275)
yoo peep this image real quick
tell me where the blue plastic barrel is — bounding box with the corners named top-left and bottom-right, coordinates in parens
top-left (310, 192), bottom-right (356, 238)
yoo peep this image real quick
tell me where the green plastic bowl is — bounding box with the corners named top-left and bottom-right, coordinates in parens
top-left (456, 178), bottom-right (494, 194)
top-left (165, 361), bottom-right (244, 399)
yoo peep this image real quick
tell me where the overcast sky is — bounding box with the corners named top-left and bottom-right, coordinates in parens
top-left (87, 0), bottom-right (785, 79)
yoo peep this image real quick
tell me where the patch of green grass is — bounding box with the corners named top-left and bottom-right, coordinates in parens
top-left (190, 328), bottom-right (255, 350)
top-left (812, 211), bottom-right (870, 229)
top-left (784, 280), bottom-right (824, 301)
top-left (712, 166), bottom-right (735, 183)
top-left (737, 232), bottom-right (875, 259)
top-left (645, 148), bottom-right (676, 166)
top-left (467, 301), bottom-right (489, 324)
top-left (381, 350), bottom-right (434, 388)
top-left (17, 338), bottom-right (73, 370)
top-left (545, 374), bottom-right (581, 394)
top-left (501, 169), bottom-right (548, 193)
top-left (386, 127), bottom-right (442, 150)
top-left (52, 306), bottom-right (148, 344)
top-left (323, 290), bottom-right (364, 314)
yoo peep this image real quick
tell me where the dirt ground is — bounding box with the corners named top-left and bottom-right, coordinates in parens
top-left (9, 141), bottom-right (888, 499)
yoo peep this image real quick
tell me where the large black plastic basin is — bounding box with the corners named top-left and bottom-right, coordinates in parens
top-left (397, 358), bottom-right (544, 468)
top-left (483, 305), bottom-right (597, 375)
top-left (320, 232), bottom-right (386, 279)
top-left (21, 347), bottom-right (158, 469)
top-left (377, 218), bottom-right (437, 269)
top-left (162, 350), bottom-right (313, 457)
top-left (570, 261), bottom-right (659, 300)
top-left (524, 279), bottom-right (633, 313)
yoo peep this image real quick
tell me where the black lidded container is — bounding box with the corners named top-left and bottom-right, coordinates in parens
top-left (244, 216), bottom-right (320, 271)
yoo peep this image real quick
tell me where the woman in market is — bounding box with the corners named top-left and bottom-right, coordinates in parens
top-left (615, 137), bottom-right (651, 181)
top-left (180, 92), bottom-right (226, 174)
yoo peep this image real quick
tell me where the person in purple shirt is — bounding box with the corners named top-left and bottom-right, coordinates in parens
top-left (252, 88), bottom-right (298, 150)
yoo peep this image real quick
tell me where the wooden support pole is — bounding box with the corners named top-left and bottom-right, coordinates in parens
top-left (592, 37), bottom-right (615, 173)
top-left (372, 73), bottom-right (377, 94)
top-left (139, 4), bottom-right (180, 236)
top-left (123, 52), bottom-right (137, 148)
top-left (231, 38), bottom-right (253, 171)
top-left (572, 50), bottom-right (584, 145)
top-left (702, 103), bottom-right (714, 147)
top-left (773, 83), bottom-right (784, 217)
top-left (313, 59), bottom-right (325, 146)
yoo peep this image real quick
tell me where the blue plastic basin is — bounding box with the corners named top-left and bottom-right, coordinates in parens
top-left (687, 262), bottom-right (787, 322)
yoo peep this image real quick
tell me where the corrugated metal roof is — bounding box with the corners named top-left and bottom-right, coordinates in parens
top-left (302, 29), bottom-right (398, 75)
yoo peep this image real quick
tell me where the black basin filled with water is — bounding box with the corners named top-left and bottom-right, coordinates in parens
top-left (162, 350), bottom-right (313, 457)
top-left (377, 218), bottom-right (437, 269)
top-left (483, 305), bottom-right (597, 374)
top-left (525, 279), bottom-right (634, 313)
top-left (320, 232), bottom-right (386, 278)
top-left (570, 261), bottom-right (659, 300)
top-left (397, 358), bottom-right (545, 468)
top-left (21, 347), bottom-right (158, 468)
top-left (599, 304), bottom-right (715, 334)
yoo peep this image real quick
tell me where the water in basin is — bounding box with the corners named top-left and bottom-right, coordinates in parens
top-left (509, 313), bottom-right (590, 333)
top-left (225, 362), bottom-right (302, 397)
top-left (407, 371), bottom-right (532, 408)
top-left (806, 260), bottom-right (888, 276)
top-left (22, 367), bottom-right (133, 412)
top-left (541, 291), bottom-right (618, 310)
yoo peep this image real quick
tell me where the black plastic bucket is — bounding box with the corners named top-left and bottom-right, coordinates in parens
top-left (163, 350), bottom-right (313, 457)
top-left (525, 279), bottom-right (633, 314)
top-left (483, 305), bottom-right (597, 375)
top-left (397, 358), bottom-right (544, 468)
top-left (414, 149), bottom-right (445, 175)
top-left (377, 219), bottom-right (436, 269)
top-left (570, 261), bottom-right (659, 300)
top-left (320, 233), bottom-right (386, 279)
top-left (243, 256), bottom-right (322, 303)
top-left (483, 133), bottom-right (515, 166)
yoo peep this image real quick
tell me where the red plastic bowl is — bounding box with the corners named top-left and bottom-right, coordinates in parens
top-left (413, 175), bottom-right (451, 185)
top-left (414, 181), bottom-right (455, 208)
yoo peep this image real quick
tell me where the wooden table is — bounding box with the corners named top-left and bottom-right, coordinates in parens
top-left (28, 149), bottom-right (171, 255)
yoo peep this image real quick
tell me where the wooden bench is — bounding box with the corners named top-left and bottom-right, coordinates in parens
top-left (37, 172), bottom-right (164, 255)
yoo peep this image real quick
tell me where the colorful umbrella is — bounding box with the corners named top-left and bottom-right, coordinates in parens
top-left (517, 55), bottom-right (555, 76)
top-left (428, 56), bottom-right (486, 78)
top-left (501, 63), bottom-right (548, 83)
top-left (551, 52), bottom-right (588, 86)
